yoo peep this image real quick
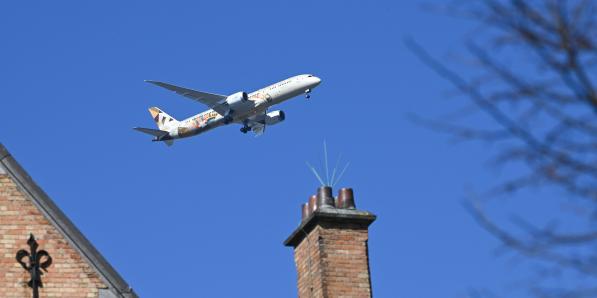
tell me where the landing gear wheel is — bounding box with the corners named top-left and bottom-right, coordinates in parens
top-left (305, 89), bottom-right (311, 99)
top-left (240, 127), bottom-right (249, 134)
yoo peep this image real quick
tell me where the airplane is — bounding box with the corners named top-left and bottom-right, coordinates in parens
top-left (134, 74), bottom-right (322, 146)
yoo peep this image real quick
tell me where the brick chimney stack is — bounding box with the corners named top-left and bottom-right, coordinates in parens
top-left (284, 186), bottom-right (376, 298)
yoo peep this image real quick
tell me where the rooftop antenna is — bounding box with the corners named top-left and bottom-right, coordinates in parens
top-left (330, 152), bottom-right (342, 187)
top-left (306, 161), bottom-right (326, 186)
top-left (324, 140), bottom-right (330, 186)
top-left (306, 141), bottom-right (350, 187)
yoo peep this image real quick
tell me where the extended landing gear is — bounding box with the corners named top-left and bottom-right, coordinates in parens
top-left (239, 119), bottom-right (251, 134)
top-left (304, 89), bottom-right (311, 99)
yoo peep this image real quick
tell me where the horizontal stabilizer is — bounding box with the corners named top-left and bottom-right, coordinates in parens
top-left (133, 127), bottom-right (169, 138)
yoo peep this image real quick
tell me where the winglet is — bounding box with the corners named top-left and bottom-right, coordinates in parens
top-left (144, 80), bottom-right (172, 89)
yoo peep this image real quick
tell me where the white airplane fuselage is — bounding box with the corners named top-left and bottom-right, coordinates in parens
top-left (159, 74), bottom-right (321, 140)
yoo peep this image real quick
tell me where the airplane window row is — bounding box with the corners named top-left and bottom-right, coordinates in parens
top-left (270, 81), bottom-right (290, 90)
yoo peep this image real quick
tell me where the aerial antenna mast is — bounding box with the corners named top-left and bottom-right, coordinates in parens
top-left (306, 140), bottom-right (350, 187)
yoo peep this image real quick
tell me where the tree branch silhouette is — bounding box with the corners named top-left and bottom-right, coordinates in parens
top-left (409, 1), bottom-right (597, 296)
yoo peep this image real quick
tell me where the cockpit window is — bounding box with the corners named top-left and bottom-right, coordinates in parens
top-left (307, 75), bottom-right (313, 77)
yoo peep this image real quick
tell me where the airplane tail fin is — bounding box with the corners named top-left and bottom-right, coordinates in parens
top-left (148, 107), bottom-right (178, 131)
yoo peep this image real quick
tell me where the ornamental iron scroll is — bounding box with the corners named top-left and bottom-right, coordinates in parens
top-left (16, 234), bottom-right (52, 298)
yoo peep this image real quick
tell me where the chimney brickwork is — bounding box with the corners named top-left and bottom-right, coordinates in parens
top-left (285, 187), bottom-right (376, 298)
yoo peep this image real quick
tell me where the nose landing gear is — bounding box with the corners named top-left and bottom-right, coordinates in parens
top-left (304, 89), bottom-right (311, 99)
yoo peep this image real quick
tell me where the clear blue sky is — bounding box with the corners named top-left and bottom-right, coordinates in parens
top-left (0, 1), bottom-right (546, 297)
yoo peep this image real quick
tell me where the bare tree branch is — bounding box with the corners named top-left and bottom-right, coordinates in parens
top-left (410, 1), bottom-right (597, 296)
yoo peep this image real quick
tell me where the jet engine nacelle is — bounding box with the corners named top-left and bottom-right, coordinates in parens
top-left (226, 91), bottom-right (249, 109)
top-left (265, 110), bottom-right (286, 125)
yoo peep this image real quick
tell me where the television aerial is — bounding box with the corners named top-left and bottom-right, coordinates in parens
top-left (306, 140), bottom-right (350, 188)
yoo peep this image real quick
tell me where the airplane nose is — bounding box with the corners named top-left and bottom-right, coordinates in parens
top-left (312, 76), bottom-right (321, 86)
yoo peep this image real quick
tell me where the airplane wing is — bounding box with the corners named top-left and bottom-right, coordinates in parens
top-left (145, 80), bottom-right (229, 115)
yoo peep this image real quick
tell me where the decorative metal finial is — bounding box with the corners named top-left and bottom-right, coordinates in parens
top-left (16, 234), bottom-right (52, 298)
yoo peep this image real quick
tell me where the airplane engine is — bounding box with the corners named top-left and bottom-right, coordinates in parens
top-left (265, 110), bottom-right (286, 125)
top-left (226, 91), bottom-right (249, 109)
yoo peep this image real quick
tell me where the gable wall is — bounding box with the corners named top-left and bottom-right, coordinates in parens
top-left (0, 174), bottom-right (107, 298)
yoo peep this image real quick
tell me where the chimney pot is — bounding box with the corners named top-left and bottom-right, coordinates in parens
top-left (301, 203), bottom-right (309, 220)
top-left (308, 195), bottom-right (317, 213)
top-left (338, 188), bottom-right (356, 209)
top-left (316, 186), bottom-right (335, 209)
top-left (336, 196), bottom-right (344, 209)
